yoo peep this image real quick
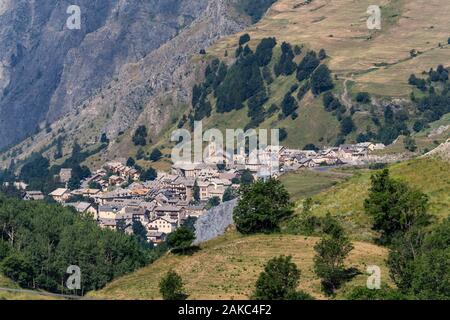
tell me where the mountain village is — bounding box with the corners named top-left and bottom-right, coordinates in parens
top-left (5, 141), bottom-right (392, 245)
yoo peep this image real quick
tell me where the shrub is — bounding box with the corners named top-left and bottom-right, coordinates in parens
top-left (356, 92), bottom-right (371, 104)
top-left (234, 178), bottom-right (293, 234)
top-left (222, 187), bottom-right (237, 202)
top-left (166, 226), bottom-right (195, 254)
top-left (279, 128), bottom-right (288, 142)
top-left (140, 167), bottom-right (157, 181)
top-left (318, 48), bottom-right (327, 60)
top-left (404, 136), bottom-right (417, 152)
top-left (274, 42), bottom-right (297, 76)
top-left (281, 93), bottom-right (298, 117)
top-left (364, 169), bottom-right (431, 244)
top-left (310, 64), bottom-right (334, 95)
top-left (255, 37), bottom-right (277, 66)
top-left (340, 117), bottom-right (355, 136)
top-left (296, 51), bottom-right (320, 81)
top-left (239, 33), bottom-right (251, 46)
top-left (313, 217), bottom-right (354, 295)
top-left (239, 0), bottom-right (277, 23)
top-left (132, 125), bottom-right (148, 146)
top-left (126, 157), bottom-right (135, 167)
top-left (149, 148), bottom-right (163, 162)
top-left (0, 253), bottom-right (33, 287)
top-left (240, 169), bottom-right (254, 186)
top-left (159, 270), bottom-right (188, 300)
top-left (346, 286), bottom-right (409, 300)
top-left (253, 255), bottom-right (312, 300)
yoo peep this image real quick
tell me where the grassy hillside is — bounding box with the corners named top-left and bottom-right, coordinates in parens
top-left (0, 275), bottom-right (59, 300)
top-left (172, 0), bottom-right (450, 153)
top-left (279, 168), bottom-right (352, 201)
top-left (89, 232), bottom-right (389, 300)
top-left (295, 157), bottom-right (450, 242)
top-left (211, 0), bottom-right (450, 97)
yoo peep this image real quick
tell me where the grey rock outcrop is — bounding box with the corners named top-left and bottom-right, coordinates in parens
top-left (0, 0), bottom-right (250, 152)
top-left (194, 198), bottom-right (237, 244)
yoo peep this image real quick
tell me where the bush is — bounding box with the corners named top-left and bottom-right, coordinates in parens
top-left (149, 148), bottom-right (163, 162)
top-left (253, 255), bottom-right (312, 300)
top-left (274, 42), bottom-right (297, 76)
top-left (356, 92), bottom-right (371, 103)
top-left (364, 169), bottom-right (431, 244)
top-left (323, 92), bottom-right (342, 112)
top-left (222, 187), bottom-right (237, 202)
top-left (297, 82), bottom-right (310, 101)
top-left (346, 286), bottom-right (409, 300)
top-left (313, 217), bottom-right (354, 296)
top-left (0, 240), bottom-right (10, 260)
top-left (239, 33), bottom-right (251, 46)
top-left (310, 64), bottom-right (334, 95)
top-left (318, 48), bottom-right (327, 60)
top-left (296, 51), bottom-right (320, 81)
top-left (234, 178), bottom-right (293, 234)
top-left (132, 125), bottom-right (148, 146)
top-left (159, 270), bottom-right (188, 300)
top-left (239, 0), bottom-right (277, 23)
top-left (404, 136), bottom-right (417, 152)
top-left (126, 157), bottom-right (135, 167)
top-left (281, 93), bottom-right (298, 117)
top-left (387, 218), bottom-right (450, 299)
top-left (255, 37), bottom-right (277, 66)
top-left (413, 120), bottom-right (425, 132)
top-left (285, 198), bottom-right (321, 236)
top-left (0, 253), bottom-right (33, 287)
top-left (303, 143), bottom-right (318, 151)
top-left (166, 226), bottom-right (195, 254)
top-left (340, 117), bottom-right (355, 136)
top-left (140, 167), bottom-right (157, 181)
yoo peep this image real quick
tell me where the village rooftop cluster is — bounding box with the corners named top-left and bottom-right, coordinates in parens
top-left (13, 142), bottom-right (386, 244)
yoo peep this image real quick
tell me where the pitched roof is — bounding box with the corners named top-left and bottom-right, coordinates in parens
top-left (49, 188), bottom-right (69, 196)
top-left (155, 206), bottom-right (181, 212)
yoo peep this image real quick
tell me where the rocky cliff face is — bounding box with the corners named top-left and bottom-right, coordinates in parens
top-left (194, 199), bottom-right (237, 244)
top-left (0, 0), bottom-right (250, 153)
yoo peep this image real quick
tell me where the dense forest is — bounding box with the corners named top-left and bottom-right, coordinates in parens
top-left (0, 195), bottom-right (152, 295)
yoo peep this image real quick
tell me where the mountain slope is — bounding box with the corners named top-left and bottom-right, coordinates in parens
top-left (297, 157), bottom-right (450, 242)
top-left (0, 0), bottom-right (213, 149)
top-left (0, 0), bottom-right (254, 167)
top-left (171, 0), bottom-right (450, 151)
top-left (211, 0), bottom-right (450, 96)
top-left (89, 232), bottom-right (388, 300)
top-left (3, 0), bottom-right (450, 168)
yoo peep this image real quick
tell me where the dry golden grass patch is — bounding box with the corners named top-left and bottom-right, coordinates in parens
top-left (90, 232), bottom-right (388, 300)
top-left (210, 0), bottom-right (450, 97)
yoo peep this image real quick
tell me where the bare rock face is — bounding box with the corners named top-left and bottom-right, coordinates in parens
top-left (194, 199), bottom-right (238, 244)
top-left (0, 0), bottom-right (249, 150)
top-left (424, 139), bottom-right (450, 162)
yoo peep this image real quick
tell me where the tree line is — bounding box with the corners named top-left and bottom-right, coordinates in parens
top-left (0, 195), bottom-right (152, 295)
